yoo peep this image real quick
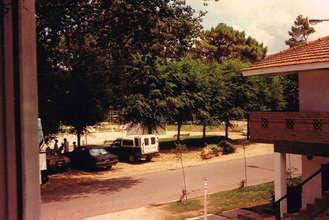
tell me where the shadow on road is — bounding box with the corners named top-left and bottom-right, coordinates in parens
top-left (41, 170), bottom-right (142, 203)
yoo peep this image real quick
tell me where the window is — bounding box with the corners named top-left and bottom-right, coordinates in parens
top-left (89, 148), bottom-right (108, 157)
top-left (113, 140), bottom-right (121, 147)
top-left (134, 138), bottom-right (139, 147)
top-left (123, 140), bottom-right (134, 146)
top-left (151, 137), bottom-right (156, 144)
top-left (144, 138), bottom-right (149, 145)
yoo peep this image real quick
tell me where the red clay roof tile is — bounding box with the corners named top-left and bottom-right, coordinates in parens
top-left (242, 35), bottom-right (329, 71)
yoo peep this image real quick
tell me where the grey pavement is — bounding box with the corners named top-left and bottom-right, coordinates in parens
top-left (42, 153), bottom-right (301, 220)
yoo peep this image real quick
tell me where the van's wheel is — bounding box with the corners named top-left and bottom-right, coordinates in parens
top-left (41, 171), bottom-right (48, 184)
top-left (146, 156), bottom-right (152, 162)
top-left (129, 155), bottom-right (135, 163)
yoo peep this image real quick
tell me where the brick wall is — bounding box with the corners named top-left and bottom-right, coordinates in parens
top-left (249, 112), bottom-right (329, 144)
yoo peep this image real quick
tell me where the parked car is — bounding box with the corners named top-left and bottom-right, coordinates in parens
top-left (46, 150), bottom-right (70, 173)
top-left (107, 135), bottom-right (159, 163)
top-left (69, 146), bottom-right (118, 170)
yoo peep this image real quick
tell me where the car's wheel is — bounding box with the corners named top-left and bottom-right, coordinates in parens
top-left (129, 155), bottom-right (135, 163)
top-left (146, 156), bottom-right (152, 162)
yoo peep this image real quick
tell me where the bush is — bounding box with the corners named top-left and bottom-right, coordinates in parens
top-left (219, 140), bottom-right (236, 154)
top-left (200, 146), bottom-right (213, 159)
top-left (209, 144), bottom-right (222, 155)
top-left (200, 144), bottom-right (222, 160)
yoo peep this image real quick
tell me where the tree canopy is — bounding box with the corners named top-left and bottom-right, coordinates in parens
top-left (285, 15), bottom-right (315, 48)
top-left (36, 0), bottom-right (205, 140)
top-left (192, 23), bottom-right (267, 63)
top-left (121, 54), bottom-right (167, 134)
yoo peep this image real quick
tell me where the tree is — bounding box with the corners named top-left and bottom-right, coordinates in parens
top-left (36, 0), bottom-right (113, 145)
top-left (283, 15), bottom-right (314, 111)
top-left (219, 59), bottom-right (286, 138)
top-left (36, 0), bottom-right (205, 137)
top-left (163, 56), bottom-right (204, 141)
top-left (192, 23), bottom-right (267, 64)
top-left (285, 15), bottom-right (315, 48)
top-left (195, 62), bottom-right (227, 139)
top-left (121, 54), bottom-right (167, 134)
top-left (36, 0), bottom-right (205, 138)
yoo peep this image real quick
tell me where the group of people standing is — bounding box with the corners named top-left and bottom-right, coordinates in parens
top-left (46, 138), bottom-right (77, 155)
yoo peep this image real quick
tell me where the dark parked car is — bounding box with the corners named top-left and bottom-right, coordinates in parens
top-left (46, 150), bottom-right (70, 173)
top-left (69, 146), bottom-right (118, 170)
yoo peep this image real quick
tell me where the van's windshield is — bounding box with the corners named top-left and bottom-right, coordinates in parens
top-left (123, 140), bottom-right (134, 146)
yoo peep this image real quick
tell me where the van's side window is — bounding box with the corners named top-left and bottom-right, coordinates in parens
top-left (123, 140), bottom-right (134, 147)
top-left (144, 138), bottom-right (149, 145)
top-left (113, 140), bottom-right (121, 147)
top-left (134, 138), bottom-right (139, 147)
top-left (151, 137), bottom-right (156, 144)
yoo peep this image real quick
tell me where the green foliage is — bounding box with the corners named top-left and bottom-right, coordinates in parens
top-left (121, 54), bottom-right (167, 133)
top-left (200, 144), bottom-right (222, 159)
top-left (165, 182), bottom-right (274, 217)
top-left (279, 74), bottom-right (299, 112)
top-left (159, 135), bottom-right (225, 150)
top-left (163, 56), bottom-right (207, 140)
top-left (36, 0), bottom-right (204, 138)
top-left (166, 199), bottom-right (202, 213)
top-left (285, 15), bottom-right (315, 48)
top-left (287, 176), bottom-right (302, 187)
top-left (209, 182), bottom-right (274, 212)
top-left (218, 140), bottom-right (236, 154)
top-left (192, 23), bottom-right (267, 63)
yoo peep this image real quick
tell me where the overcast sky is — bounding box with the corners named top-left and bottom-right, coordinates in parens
top-left (186, 0), bottom-right (329, 54)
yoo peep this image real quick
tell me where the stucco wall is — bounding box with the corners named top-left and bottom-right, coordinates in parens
top-left (299, 70), bottom-right (329, 112)
top-left (299, 69), bottom-right (329, 208)
top-left (302, 156), bottom-right (329, 207)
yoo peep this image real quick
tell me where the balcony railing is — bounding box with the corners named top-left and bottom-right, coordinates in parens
top-left (249, 112), bottom-right (329, 144)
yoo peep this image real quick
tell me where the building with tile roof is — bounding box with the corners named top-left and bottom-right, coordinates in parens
top-left (242, 35), bottom-right (329, 219)
top-left (243, 35), bottom-right (329, 76)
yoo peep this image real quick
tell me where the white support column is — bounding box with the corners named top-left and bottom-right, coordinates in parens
top-left (274, 152), bottom-right (287, 217)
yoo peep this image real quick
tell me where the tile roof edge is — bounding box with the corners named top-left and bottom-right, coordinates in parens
top-left (241, 35), bottom-right (329, 71)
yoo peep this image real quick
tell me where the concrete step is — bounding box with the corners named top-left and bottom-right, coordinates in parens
top-left (289, 192), bottom-right (329, 220)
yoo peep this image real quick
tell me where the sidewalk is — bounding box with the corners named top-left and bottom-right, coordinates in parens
top-left (83, 206), bottom-right (225, 220)
top-left (83, 207), bottom-right (167, 220)
top-left (83, 206), bottom-right (270, 220)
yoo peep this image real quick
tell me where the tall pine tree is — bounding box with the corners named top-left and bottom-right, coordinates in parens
top-left (285, 15), bottom-right (315, 48)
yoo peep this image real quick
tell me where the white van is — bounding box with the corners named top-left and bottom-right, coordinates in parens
top-left (108, 135), bottom-right (159, 162)
top-left (38, 118), bottom-right (48, 184)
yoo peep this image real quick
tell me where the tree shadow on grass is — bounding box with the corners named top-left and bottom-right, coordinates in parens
top-left (41, 171), bottom-right (142, 203)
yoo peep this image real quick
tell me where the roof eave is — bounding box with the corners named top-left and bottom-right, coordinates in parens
top-left (242, 62), bottom-right (329, 77)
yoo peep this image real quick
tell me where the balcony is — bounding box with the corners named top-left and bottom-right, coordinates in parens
top-left (249, 112), bottom-right (329, 144)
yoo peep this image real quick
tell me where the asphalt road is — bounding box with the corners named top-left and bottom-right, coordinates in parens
top-left (41, 153), bottom-right (301, 220)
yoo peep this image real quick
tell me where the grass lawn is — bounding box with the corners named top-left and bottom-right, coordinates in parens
top-left (167, 123), bottom-right (245, 133)
top-left (163, 182), bottom-right (274, 220)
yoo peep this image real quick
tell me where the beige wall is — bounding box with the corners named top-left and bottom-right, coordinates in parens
top-left (0, 0), bottom-right (40, 219)
top-left (299, 69), bottom-right (329, 208)
top-left (299, 70), bottom-right (329, 112)
top-left (302, 156), bottom-right (329, 207)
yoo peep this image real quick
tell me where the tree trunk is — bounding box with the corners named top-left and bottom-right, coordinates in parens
top-left (225, 120), bottom-right (229, 139)
top-left (77, 130), bottom-right (81, 147)
top-left (148, 125), bottom-right (152, 134)
top-left (202, 122), bottom-right (206, 140)
top-left (177, 121), bottom-right (182, 141)
top-left (246, 113), bottom-right (250, 140)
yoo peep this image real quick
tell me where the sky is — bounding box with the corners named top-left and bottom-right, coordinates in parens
top-left (186, 0), bottom-right (329, 54)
